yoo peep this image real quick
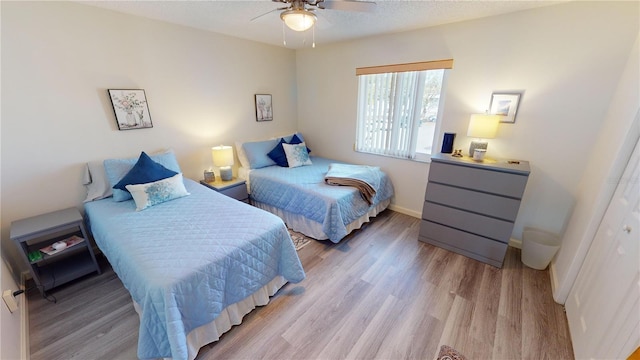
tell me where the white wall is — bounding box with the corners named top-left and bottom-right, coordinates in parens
top-left (551, 35), bottom-right (640, 304)
top-left (1, 1), bottom-right (298, 276)
top-left (295, 1), bottom-right (639, 242)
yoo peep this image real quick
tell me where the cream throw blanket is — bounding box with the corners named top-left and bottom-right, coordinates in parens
top-left (324, 163), bottom-right (382, 205)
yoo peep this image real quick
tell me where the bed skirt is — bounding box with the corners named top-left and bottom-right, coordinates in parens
top-left (132, 275), bottom-right (287, 360)
top-left (252, 198), bottom-right (391, 241)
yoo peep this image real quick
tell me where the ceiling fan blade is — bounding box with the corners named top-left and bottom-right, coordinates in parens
top-left (251, 7), bottom-right (289, 22)
top-left (317, 0), bottom-right (376, 12)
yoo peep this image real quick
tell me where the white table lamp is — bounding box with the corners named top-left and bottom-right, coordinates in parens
top-left (212, 145), bottom-right (234, 181)
top-left (467, 114), bottom-right (500, 157)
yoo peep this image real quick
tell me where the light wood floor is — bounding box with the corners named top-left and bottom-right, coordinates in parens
top-left (27, 210), bottom-right (574, 359)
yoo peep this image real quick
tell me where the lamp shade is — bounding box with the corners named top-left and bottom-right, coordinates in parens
top-left (281, 9), bottom-right (316, 32)
top-left (467, 114), bottom-right (501, 139)
top-left (211, 145), bottom-right (234, 167)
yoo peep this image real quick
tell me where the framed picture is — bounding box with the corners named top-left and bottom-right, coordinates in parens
top-left (108, 89), bottom-right (153, 130)
top-left (255, 94), bottom-right (273, 122)
top-left (489, 92), bottom-right (522, 123)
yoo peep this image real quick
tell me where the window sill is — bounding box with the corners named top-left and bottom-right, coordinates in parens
top-left (354, 150), bottom-right (433, 163)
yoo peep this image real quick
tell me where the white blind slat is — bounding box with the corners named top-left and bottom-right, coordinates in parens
top-left (356, 63), bottom-right (447, 159)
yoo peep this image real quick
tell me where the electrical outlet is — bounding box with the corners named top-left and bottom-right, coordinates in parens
top-left (2, 290), bottom-right (19, 313)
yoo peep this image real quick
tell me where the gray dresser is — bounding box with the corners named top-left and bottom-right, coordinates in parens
top-left (419, 153), bottom-right (530, 267)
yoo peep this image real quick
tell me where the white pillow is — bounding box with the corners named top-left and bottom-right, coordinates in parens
top-left (83, 161), bottom-right (113, 202)
top-left (283, 142), bottom-right (312, 168)
top-left (235, 141), bottom-right (249, 169)
top-left (125, 173), bottom-right (190, 211)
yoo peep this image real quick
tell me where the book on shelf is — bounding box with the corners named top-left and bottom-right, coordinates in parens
top-left (39, 235), bottom-right (85, 256)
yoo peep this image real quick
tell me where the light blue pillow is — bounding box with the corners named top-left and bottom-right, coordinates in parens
top-left (242, 139), bottom-right (278, 169)
top-left (126, 173), bottom-right (190, 211)
top-left (104, 150), bottom-right (181, 202)
top-left (283, 142), bottom-right (312, 168)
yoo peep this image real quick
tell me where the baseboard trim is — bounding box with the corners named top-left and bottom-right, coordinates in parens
top-left (388, 204), bottom-right (421, 219)
top-left (509, 237), bottom-right (522, 249)
top-left (549, 262), bottom-right (563, 304)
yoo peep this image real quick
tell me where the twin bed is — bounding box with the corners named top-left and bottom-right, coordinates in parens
top-left (245, 156), bottom-right (393, 242)
top-left (82, 136), bottom-right (393, 359)
top-left (237, 133), bottom-right (394, 243)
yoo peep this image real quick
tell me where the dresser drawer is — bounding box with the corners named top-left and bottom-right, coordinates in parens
top-left (422, 202), bottom-right (514, 242)
top-left (419, 220), bottom-right (508, 267)
top-left (428, 161), bottom-right (528, 198)
top-left (425, 182), bottom-right (522, 221)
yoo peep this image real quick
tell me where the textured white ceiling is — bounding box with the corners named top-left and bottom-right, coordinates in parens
top-left (78, 0), bottom-right (565, 49)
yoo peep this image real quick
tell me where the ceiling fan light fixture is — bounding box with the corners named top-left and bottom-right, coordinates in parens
top-left (280, 9), bottom-right (317, 32)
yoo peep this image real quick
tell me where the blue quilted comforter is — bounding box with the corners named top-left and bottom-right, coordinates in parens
top-left (84, 179), bottom-right (305, 360)
top-left (249, 157), bottom-right (394, 242)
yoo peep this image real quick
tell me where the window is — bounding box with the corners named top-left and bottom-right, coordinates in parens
top-left (355, 59), bottom-right (452, 161)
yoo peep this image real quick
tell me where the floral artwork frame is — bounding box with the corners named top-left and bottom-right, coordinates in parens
top-left (489, 92), bottom-right (522, 123)
top-left (255, 94), bottom-right (273, 122)
top-left (108, 89), bottom-right (153, 130)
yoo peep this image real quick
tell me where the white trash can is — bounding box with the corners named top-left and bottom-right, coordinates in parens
top-left (521, 227), bottom-right (560, 270)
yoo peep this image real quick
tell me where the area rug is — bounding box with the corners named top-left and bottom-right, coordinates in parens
top-left (288, 228), bottom-right (312, 251)
top-left (437, 345), bottom-right (467, 360)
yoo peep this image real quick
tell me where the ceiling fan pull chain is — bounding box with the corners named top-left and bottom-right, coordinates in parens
top-left (312, 23), bottom-right (316, 48)
top-left (282, 21), bottom-right (287, 46)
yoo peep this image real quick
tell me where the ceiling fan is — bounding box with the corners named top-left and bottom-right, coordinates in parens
top-left (254, 0), bottom-right (377, 32)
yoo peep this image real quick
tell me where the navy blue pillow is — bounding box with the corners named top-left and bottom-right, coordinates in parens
top-left (267, 138), bottom-right (289, 167)
top-left (113, 151), bottom-right (178, 192)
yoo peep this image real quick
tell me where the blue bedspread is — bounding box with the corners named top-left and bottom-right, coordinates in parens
top-left (249, 157), bottom-right (394, 242)
top-left (84, 179), bottom-right (305, 360)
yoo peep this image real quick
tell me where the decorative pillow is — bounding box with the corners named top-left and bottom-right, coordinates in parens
top-left (242, 139), bottom-right (278, 169)
top-left (283, 142), bottom-right (312, 168)
top-left (277, 132), bottom-right (305, 143)
top-left (83, 160), bottom-right (113, 202)
top-left (104, 150), bottom-right (181, 202)
top-left (290, 133), bottom-right (311, 154)
top-left (114, 151), bottom-right (177, 191)
top-left (267, 134), bottom-right (312, 167)
top-left (125, 173), bottom-right (190, 211)
top-left (267, 138), bottom-right (288, 167)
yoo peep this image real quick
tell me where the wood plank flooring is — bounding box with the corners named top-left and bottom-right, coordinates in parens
top-left (27, 210), bottom-right (574, 359)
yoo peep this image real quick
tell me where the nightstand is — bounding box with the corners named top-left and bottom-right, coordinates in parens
top-left (200, 177), bottom-right (249, 203)
top-left (10, 207), bottom-right (101, 296)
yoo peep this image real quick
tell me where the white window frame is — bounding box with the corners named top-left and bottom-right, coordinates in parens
top-left (355, 59), bottom-right (452, 162)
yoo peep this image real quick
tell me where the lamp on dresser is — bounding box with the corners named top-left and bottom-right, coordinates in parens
top-left (467, 113), bottom-right (501, 156)
top-left (212, 145), bottom-right (234, 181)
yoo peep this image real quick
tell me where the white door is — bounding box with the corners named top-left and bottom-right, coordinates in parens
top-left (566, 138), bottom-right (640, 359)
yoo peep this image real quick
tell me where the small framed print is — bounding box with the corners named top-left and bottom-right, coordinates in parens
top-left (255, 94), bottom-right (273, 122)
top-left (489, 92), bottom-right (522, 123)
top-left (108, 89), bottom-right (153, 130)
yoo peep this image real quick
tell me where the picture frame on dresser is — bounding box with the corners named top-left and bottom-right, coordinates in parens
top-left (255, 94), bottom-right (273, 122)
top-left (108, 89), bottom-right (153, 130)
top-left (489, 92), bottom-right (522, 123)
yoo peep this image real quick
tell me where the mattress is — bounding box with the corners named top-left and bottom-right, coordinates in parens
top-left (247, 156), bottom-right (394, 242)
top-left (84, 179), bottom-right (305, 360)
